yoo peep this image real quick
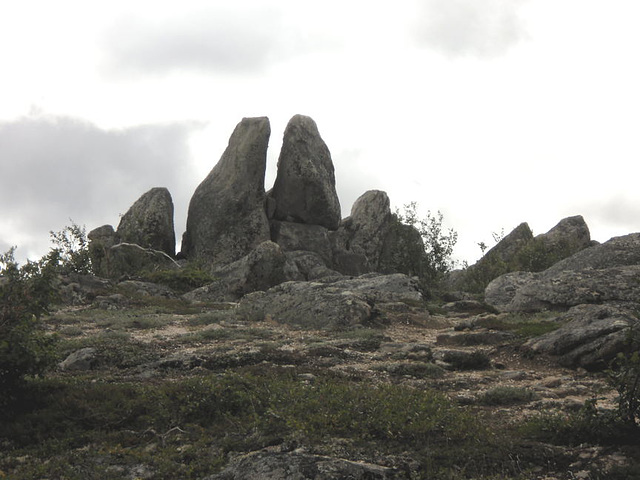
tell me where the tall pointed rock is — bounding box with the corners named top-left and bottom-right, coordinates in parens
top-left (182, 117), bottom-right (271, 267)
top-left (271, 115), bottom-right (341, 230)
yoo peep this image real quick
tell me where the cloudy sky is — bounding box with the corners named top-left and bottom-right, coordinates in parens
top-left (1, 0), bottom-right (639, 265)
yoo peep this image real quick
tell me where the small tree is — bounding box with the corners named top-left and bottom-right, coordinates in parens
top-left (0, 248), bottom-right (58, 397)
top-left (49, 221), bottom-right (92, 275)
top-left (608, 327), bottom-right (640, 428)
top-left (391, 202), bottom-right (458, 291)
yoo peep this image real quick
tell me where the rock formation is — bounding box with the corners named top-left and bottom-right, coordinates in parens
top-left (486, 233), bottom-right (640, 312)
top-left (270, 114), bottom-right (341, 230)
top-left (181, 116), bottom-right (271, 267)
top-left (116, 187), bottom-right (175, 256)
top-left (205, 449), bottom-right (406, 480)
top-left (329, 190), bottom-right (392, 275)
top-left (524, 303), bottom-right (639, 370)
top-left (238, 273), bottom-right (423, 329)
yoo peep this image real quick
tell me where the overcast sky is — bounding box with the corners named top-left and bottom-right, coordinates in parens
top-left (1, 0), bottom-right (639, 265)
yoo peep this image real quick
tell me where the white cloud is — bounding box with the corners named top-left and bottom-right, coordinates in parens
top-left (0, 113), bottom-right (203, 261)
top-left (414, 0), bottom-right (529, 58)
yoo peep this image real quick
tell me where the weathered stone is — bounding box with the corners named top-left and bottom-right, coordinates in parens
top-left (331, 190), bottom-right (392, 273)
top-left (378, 221), bottom-right (429, 278)
top-left (545, 232), bottom-right (640, 273)
top-left (505, 265), bottom-right (640, 312)
top-left (106, 243), bottom-right (180, 279)
top-left (213, 241), bottom-right (291, 299)
top-left (238, 282), bottom-right (372, 329)
top-left (271, 220), bottom-right (333, 265)
top-left (87, 225), bottom-right (119, 277)
top-left (184, 241), bottom-right (295, 302)
top-left (117, 280), bottom-right (177, 298)
top-left (284, 251), bottom-right (342, 281)
top-left (237, 273), bottom-right (422, 329)
top-left (204, 450), bottom-right (408, 480)
top-left (486, 234), bottom-right (640, 312)
top-left (58, 273), bottom-right (114, 305)
top-left (271, 115), bottom-right (341, 230)
top-left (536, 215), bottom-right (592, 253)
top-left (484, 271), bottom-right (538, 311)
top-left (524, 303), bottom-right (639, 370)
top-left (116, 187), bottom-right (175, 256)
top-left (181, 117), bottom-right (271, 267)
top-left (59, 348), bottom-right (98, 371)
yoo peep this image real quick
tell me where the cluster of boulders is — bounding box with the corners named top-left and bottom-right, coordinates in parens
top-left (88, 115), bottom-right (426, 299)
top-left (84, 113), bottom-right (640, 369)
top-left (456, 218), bottom-right (640, 370)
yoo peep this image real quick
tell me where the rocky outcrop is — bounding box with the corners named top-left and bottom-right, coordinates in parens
top-left (486, 233), bottom-right (640, 312)
top-left (238, 273), bottom-right (422, 329)
top-left (87, 225), bottom-right (120, 277)
top-left (454, 217), bottom-right (593, 293)
top-left (116, 187), bottom-right (175, 256)
top-left (271, 115), bottom-right (341, 230)
top-left (535, 215), bottom-right (592, 254)
top-left (181, 117), bottom-right (271, 267)
top-left (271, 221), bottom-right (333, 265)
top-left (183, 241), bottom-right (295, 302)
top-left (205, 450), bottom-right (407, 480)
top-left (524, 303), bottom-right (639, 370)
top-left (106, 243), bottom-right (180, 279)
top-left (330, 190), bottom-right (392, 274)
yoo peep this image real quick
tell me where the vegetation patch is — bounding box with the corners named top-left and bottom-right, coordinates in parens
top-left (477, 386), bottom-right (537, 406)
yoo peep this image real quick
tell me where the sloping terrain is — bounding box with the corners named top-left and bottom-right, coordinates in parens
top-left (1, 289), bottom-right (639, 480)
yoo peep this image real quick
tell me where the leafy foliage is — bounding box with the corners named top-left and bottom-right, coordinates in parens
top-left (384, 202), bottom-right (458, 293)
top-left (608, 327), bottom-right (640, 427)
top-left (0, 248), bottom-right (58, 395)
top-left (49, 221), bottom-right (92, 275)
top-left (141, 266), bottom-right (214, 294)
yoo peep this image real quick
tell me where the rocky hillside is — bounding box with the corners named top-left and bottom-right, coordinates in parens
top-left (2, 115), bottom-right (639, 479)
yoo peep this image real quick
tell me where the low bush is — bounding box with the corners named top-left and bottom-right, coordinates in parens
top-left (0, 249), bottom-right (58, 400)
top-left (477, 386), bottom-right (537, 406)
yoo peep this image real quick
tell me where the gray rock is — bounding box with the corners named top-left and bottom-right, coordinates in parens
top-left (284, 251), bottom-right (342, 281)
top-left (205, 450), bottom-right (407, 480)
top-left (506, 265), bottom-right (640, 312)
top-left (237, 273), bottom-right (422, 329)
top-left (484, 271), bottom-right (538, 311)
top-left (87, 225), bottom-right (119, 277)
top-left (59, 348), bottom-right (98, 371)
top-left (181, 117), bottom-right (271, 267)
top-left (116, 187), bottom-right (175, 256)
top-left (487, 234), bottom-right (640, 312)
top-left (238, 282), bottom-right (373, 329)
top-left (58, 273), bottom-right (114, 305)
top-left (184, 241), bottom-right (294, 302)
top-left (106, 243), bottom-right (180, 279)
top-left (271, 220), bottom-right (333, 265)
top-left (331, 190), bottom-right (392, 273)
top-left (536, 215), bottom-right (592, 253)
top-left (117, 280), bottom-right (177, 298)
top-left (378, 221), bottom-right (429, 278)
top-left (545, 232), bottom-right (640, 273)
top-left (524, 303), bottom-right (639, 370)
top-left (271, 115), bottom-right (341, 230)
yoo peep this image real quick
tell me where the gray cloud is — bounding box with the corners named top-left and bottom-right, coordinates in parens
top-left (0, 114), bottom-right (202, 261)
top-left (103, 6), bottom-right (289, 76)
top-left (414, 0), bottom-right (529, 58)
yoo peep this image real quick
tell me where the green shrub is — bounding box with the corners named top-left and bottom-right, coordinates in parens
top-left (607, 327), bottom-right (640, 428)
top-left (49, 222), bottom-right (92, 275)
top-left (0, 249), bottom-right (58, 397)
top-left (477, 386), bottom-right (537, 406)
top-left (383, 202), bottom-right (458, 293)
